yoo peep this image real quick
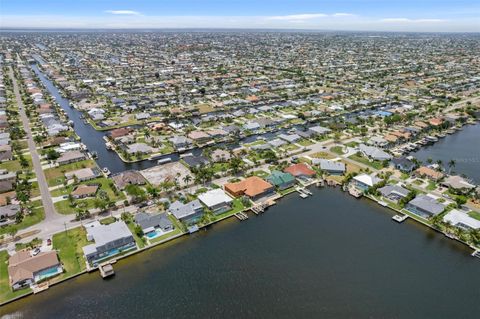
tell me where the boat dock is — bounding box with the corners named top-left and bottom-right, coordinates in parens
top-left (296, 187), bottom-right (312, 198)
top-left (32, 282), bottom-right (49, 294)
top-left (348, 186), bottom-right (363, 198)
top-left (392, 214), bottom-right (409, 223)
top-left (471, 250), bottom-right (480, 259)
top-left (235, 212), bottom-right (249, 221)
top-left (99, 263), bottom-right (115, 278)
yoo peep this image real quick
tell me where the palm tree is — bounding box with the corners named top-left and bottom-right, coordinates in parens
top-left (448, 159), bottom-right (456, 174)
top-left (183, 175), bottom-right (192, 185)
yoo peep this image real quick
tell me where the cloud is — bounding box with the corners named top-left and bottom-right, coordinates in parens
top-left (105, 10), bottom-right (141, 16)
top-left (381, 18), bottom-right (446, 23)
top-left (332, 13), bottom-right (356, 17)
top-left (268, 13), bottom-right (327, 21)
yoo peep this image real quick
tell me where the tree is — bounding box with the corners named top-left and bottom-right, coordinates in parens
top-left (448, 159), bottom-right (456, 174)
top-left (7, 226), bottom-right (18, 240)
top-left (183, 175), bottom-right (192, 185)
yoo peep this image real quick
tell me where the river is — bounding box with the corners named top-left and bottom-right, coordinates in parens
top-left (410, 124), bottom-right (480, 183)
top-left (2, 188), bottom-right (479, 319)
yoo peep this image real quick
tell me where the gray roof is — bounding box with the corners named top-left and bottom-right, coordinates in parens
top-left (170, 199), bottom-right (203, 219)
top-left (313, 159), bottom-right (345, 172)
top-left (85, 221), bottom-right (133, 246)
top-left (378, 184), bottom-right (409, 198)
top-left (135, 212), bottom-right (172, 231)
top-left (359, 144), bottom-right (392, 161)
top-left (408, 195), bottom-right (444, 216)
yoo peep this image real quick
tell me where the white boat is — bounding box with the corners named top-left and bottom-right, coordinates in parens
top-left (102, 167), bottom-right (111, 176)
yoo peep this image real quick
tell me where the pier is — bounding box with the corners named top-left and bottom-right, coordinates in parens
top-left (392, 214), bottom-right (409, 223)
top-left (235, 212), bottom-right (249, 221)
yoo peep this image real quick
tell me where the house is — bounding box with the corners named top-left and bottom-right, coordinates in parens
top-left (308, 126), bottom-right (331, 136)
top-left (0, 204), bottom-right (21, 224)
top-left (126, 143), bottom-right (153, 155)
top-left (112, 170), bottom-right (147, 190)
top-left (368, 136), bottom-right (388, 148)
top-left (8, 251), bottom-right (63, 291)
top-left (443, 209), bottom-right (480, 230)
top-left (211, 149), bottom-right (231, 162)
top-left (353, 174), bottom-right (381, 191)
top-left (82, 221), bottom-right (136, 266)
top-left (198, 189), bottom-right (233, 214)
top-left (266, 170), bottom-right (296, 190)
top-left (391, 157), bottom-right (416, 172)
top-left (406, 195), bottom-right (445, 218)
top-left (56, 150), bottom-right (86, 165)
top-left (378, 184), bottom-right (410, 202)
top-left (134, 212), bottom-right (174, 235)
top-left (71, 184), bottom-right (99, 199)
top-left (169, 199), bottom-right (204, 225)
top-left (312, 159), bottom-right (345, 175)
top-left (169, 136), bottom-right (192, 150)
top-left (188, 131), bottom-right (211, 144)
top-left (65, 167), bottom-right (98, 181)
top-left (441, 175), bottom-right (476, 192)
top-left (268, 138), bottom-right (286, 148)
top-left (278, 133), bottom-right (301, 143)
top-left (358, 144), bottom-right (392, 161)
top-left (414, 166), bottom-right (444, 181)
top-left (108, 127), bottom-right (133, 139)
top-left (87, 108), bottom-right (105, 121)
top-left (284, 163), bottom-right (316, 179)
top-left (224, 176), bottom-right (275, 201)
top-left (182, 155), bottom-right (210, 168)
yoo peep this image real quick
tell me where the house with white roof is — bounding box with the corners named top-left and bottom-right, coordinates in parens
top-left (198, 189), bottom-right (233, 214)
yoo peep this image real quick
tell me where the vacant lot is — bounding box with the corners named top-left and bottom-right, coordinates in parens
top-left (141, 162), bottom-right (192, 186)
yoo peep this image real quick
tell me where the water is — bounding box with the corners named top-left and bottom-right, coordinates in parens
top-left (410, 124), bottom-right (480, 183)
top-left (2, 188), bottom-right (479, 319)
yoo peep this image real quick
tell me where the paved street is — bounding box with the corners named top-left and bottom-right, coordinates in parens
top-left (8, 66), bottom-right (61, 223)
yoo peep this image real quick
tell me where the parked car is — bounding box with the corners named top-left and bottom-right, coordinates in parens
top-left (47, 238), bottom-right (52, 246)
top-left (32, 248), bottom-right (41, 256)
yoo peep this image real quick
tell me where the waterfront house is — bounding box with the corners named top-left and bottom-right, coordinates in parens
top-left (266, 170), bottom-right (296, 190)
top-left (391, 157), bottom-right (416, 172)
top-left (126, 143), bottom-right (153, 155)
top-left (406, 195), bottom-right (445, 218)
top-left (367, 136), bottom-right (388, 148)
top-left (284, 163), bottom-right (316, 180)
top-left (211, 149), bottom-right (231, 163)
top-left (358, 144), bottom-right (392, 161)
top-left (56, 150), bottom-right (86, 165)
top-left (169, 199), bottom-right (204, 225)
top-left (112, 170), bottom-right (147, 190)
top-left (65, 167), bottom-right (98, 181)
top-left (8, 250), bottom-right (63, 290)
top-left (82, 221), bottom-right (136, 266)
top-left (414, 166), bottom-right (444, 181)
top-left (312, 159), bottom-right (345, 175)
top-left (378, 184), bottom-right (410, 203)
top-left (441, 175), bottom-right (476, 192)
top-left (443, 209), bottom-right (480, 230)
top-left (182, 155), bottom-right (210, 168)
top-left (308, 126), bottom-right (331, 136)
top-left (188, 131), bottom-right (211, 144)
top-left (169, 136), bottom-right (192, 150)
top-left (198, 189), bottom-right (233, 214)
top-left (134, 212), bottom-right (174, 235)
top-left (224, 176), bottom-right (275, 201)
top-left (353, 174), bottom-right (382, 191)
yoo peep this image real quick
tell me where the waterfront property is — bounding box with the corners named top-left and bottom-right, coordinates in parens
top-left (443, 209), bottom-right (480, 230)
top-left (378, 184), bottom-right (410, 203)
top-left (266, 170), bottom-right (296, 190)
top-left (312, 159), bottom-right (346, 175)
top-left (405, 195), bottom-right (445, 218)
top-left (352, 174), bottom-right (381, 191)
top-left (197, 189), bottom-right (233, 214)
top-left (224, 176), bottom-right (275, 201)
top-left (8, 251), bottom-right (63, 291)
top-left (169, 199), bottom-right (204, 225)
top-left (284, 163), bottom-right (316, 180)
top-left (82, 221), bottom-right (136, 266)
top-left (134, 212), bottom-right (174, 238)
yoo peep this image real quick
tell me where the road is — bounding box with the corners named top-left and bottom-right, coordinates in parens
top-left (8, 66), bottom-right (61, 222)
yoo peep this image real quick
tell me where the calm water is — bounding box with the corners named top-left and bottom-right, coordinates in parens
top-left (2, 188), bottom-right (479, 319)
top-left (411, 124), bottom-right (480, 183)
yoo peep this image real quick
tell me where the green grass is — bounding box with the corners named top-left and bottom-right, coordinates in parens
top-left (99, 216), bottom-right (117, 225)
top-left (426, 181), bottom-right (437, 191)
top-left (52, 227), bottom-right (89, 278)
top-left (0, 251), bottom-right (32, 303)
top-left (126, 221), bottom-right (146, 249)
top-left (468, 211), bottom-right (480, 221)
top-left (297, 139), bottom-right (314, 146)
top-left (50, 177), bottom-right (124, 201)
top-left (149, 228), bottom-right (182, 244)
top-left (348, 154), bottom-right (384, 170)
top-left (310, 151), bottom-right (335, 159)
top-left (44, 160), bottom-right (96, 186)
top-left (212, 198), bottom-right (245, 221)
top-left (0, 160), bottom-right (22, 171)
top-left (330, 146), bottom-right (344, 155)
top-left (0, 207), bottom-right (45, 236)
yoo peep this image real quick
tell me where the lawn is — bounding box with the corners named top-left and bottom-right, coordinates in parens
top-left (99, 216), bottom-right (117, 225)
top-left (468, 211), bottom-right (480, 221)
top-left (44, 160), bottom-right (96, 186)
top-left (330, 146), bottom-right (344, 155)
top-left (348, 154), bottom-right (384, 170)
top-left (0, 207), bottom-right (45, 236)
top-left (126, 221), bottom-right (146, 249)
top-left (149, 228), bottom-right (182, 244)
top-left (426, 181), bottom-right (437, 191)
top-left (50, 177), bottom-right (125, 202)
top-left (297, 139), bottom-right (314, 146)
top-left (310, 151), bottom-right (335, 159)
top-left (52, 227), bottom-right (89, 278)
top-left (0, 251), bottom-right (32, 303)
top-left (212, 198), bottom-right (245, 221)
top-left (0, 160), bottom-right (22, 172)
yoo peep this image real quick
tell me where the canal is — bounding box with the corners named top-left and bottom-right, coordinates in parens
top-left (410, 123), bottom-right (480, 183)
top-left (2, 188), bottom-right (479, 319)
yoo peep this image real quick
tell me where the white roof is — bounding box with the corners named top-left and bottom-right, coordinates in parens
top-left (353, 174), bottom-right (381, 187)
top-left (198, 189), bottom-right (233, 208)
top-left (443, 209), bottom-right (480, 229)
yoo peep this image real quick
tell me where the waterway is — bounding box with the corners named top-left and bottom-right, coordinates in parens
top-left (410, 124), bottom-right (480, 183)
top-left (2, 188), bottom-right (479, 319)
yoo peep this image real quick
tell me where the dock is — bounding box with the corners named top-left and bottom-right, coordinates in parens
top-left (348, 186), bottom-right (363, 198)
top-left (32, 282), bottom-right (49, 294)
top-left (392, 214), bottom-right (409, 223)
top-left (251, 203), bottom-right (267, 215)
top-left (235, 212), bottom-right (249, 221)
top-left (99, 263), bottom-right (115, 278)
top-left (296, 187), bottom-right (312, 198)
top-left (471, 250), bottom-right (480, 259)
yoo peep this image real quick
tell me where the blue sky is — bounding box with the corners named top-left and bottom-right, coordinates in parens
top-left (1, 0), bottom-right (479, 31)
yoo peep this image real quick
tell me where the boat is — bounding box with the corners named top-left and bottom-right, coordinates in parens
top-left (378, 201), bottom-right (388, 207)
top-left (188, 225), bottom-right (199, 234)
top-left (157, 157), bottom-right (172, 164)
top-left (99, 263), bottom-right (115, 278)
top-left (102, 167), bottom-right (111, 176)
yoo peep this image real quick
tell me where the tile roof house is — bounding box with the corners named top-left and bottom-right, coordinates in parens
top-left (197, 189), bottom-right (233, 214)
top-left (224, 176), bottom-right (275, 201)
top-left (56, 150), bottom-right (86, 165)
top-left (8, 251), bottom-right (62, 291)
top-left (112, 170), bottom-right (147, 190)
top-left (441, 175), bottom-right (476, 192)
top-left (406, 195), bottom-right (445, 218)
top-left (414, 166), bottom-right (445, 181)
top-left (284, 163), bottom-right (316, 179)
top-left (71, 184), bottom-right (99, 199)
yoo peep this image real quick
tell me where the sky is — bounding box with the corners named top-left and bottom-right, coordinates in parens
top-left (1, 0), bottom-right (479, 32)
